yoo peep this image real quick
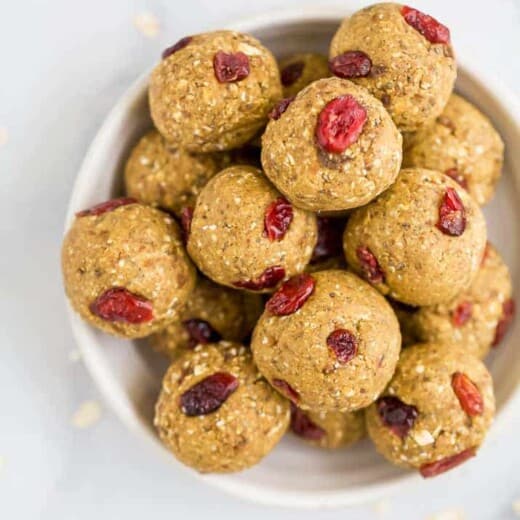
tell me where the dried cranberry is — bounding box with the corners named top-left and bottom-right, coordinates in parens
top-left (445, 168), bottom-right (468, 190)
top-left (290, 403), bottom-right (326, 441)
top-left (281, 61), bottom-right (304, 86)
top-left (162, 36), bottom-right (192, 59)
top-left (451, 301), bottom-right (473, 327)
top-left (492, 299), bottom-right (516, 347)
top-left (213, 51), bottom-right (250, 83)
top-left (233, 266), bottom-right (286, 291)
top-left (376, 396), bottom-right (418, 438)
top-left (180, 372), bottom-right (239, 416)
top-left (329, 51), bottom-right (372, 78)
top-left (90, 287), bottom-right (153, 324)
top-left (268, 96), bottom-right (295, 120)
top-left (437, 187), bottom-right (466, 236)
top-left (451, 372), bottom-right (484, 417)
top-left (266, 274), bottom-right (315, 316)
top-left (272, 378), bottom-right (299, 403)
top-left (180, 206), bottom-right (194, 241)
top-left (264, 197), bottom-right (293, 241)
top-left (183, 319), bottom-right (221, 348)
top-left (420, 448), bottom-right (476, 478)
top-left (311, 217), bottom-right (345, 263)
top-left (316, 95), bottom-right (367, 154)
top-left (356, 246), bottom-right (384, 284)
top-left (326, 329), bottom-right (358, 364)
top-left (76, 197), bottom-right (137, 217)
top-left (401, 6), bottom-right (450, 44)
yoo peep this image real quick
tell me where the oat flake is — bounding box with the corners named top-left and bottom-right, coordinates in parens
top-left (133, 13), bottom-right (160, 38)
top-left (71, 400), bottom-right (102, 429)
top-left (427, 509), bottom-right (465, 520)
top-left (0, 127), bottom-right (8, 146)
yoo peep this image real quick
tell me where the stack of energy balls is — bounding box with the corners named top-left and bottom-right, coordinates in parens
top-left (62, 3), bottom-right (515, 477)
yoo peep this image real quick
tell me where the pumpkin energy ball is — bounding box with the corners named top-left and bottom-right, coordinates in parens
top-left (151, 277), bottom-right (263, 358)
top-left (344, 168), bottom-right (487, 306)
top-left (366, 343), bottom-right (495, 478)
top-left (154, 342), bottom-right (290, 473)
top-left (124, 129), bottom-right (231, 216)
top-left (290, 405), bottom-right (365, 449)
top-left (149, 31), bottom-right (282, 152)
top-left (262, 77), bottom-right (402, 212)
top-left (329, 3), bottom-right (456, 132)
top-left (62, 199), bottom-right (196, 338)
top-left (279, 53), bottom-right (330, 98)
top-left (251, 270), bottom-right (401, 411)
top-left (187, 165), bottom-right (318, 292)
top-left (403, 93), bottom-right (505, 206)
top-left (412, 243), bottom-right (514, 359)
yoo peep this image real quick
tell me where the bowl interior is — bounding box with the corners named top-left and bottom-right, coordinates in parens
top-left (66, 12), bottom-right (520, 507)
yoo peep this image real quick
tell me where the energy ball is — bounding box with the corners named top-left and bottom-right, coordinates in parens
top-left (154, 342), bottom-right (290, 473)
top-left (187, 165), bottom-right (318, 292)
top-left (344, 168), bottom-right (487, 306)
top-left (62, 199), bottom-right (196, 338)
top-left (290, 405), bottom-right (365, 449)
top-left (403, 94), bottom-right (505, 206)
top-left (149, 31), bottom-right (282, 152)
top-left (412, 243), bottom-right (514, 359)
top-left (366, 343), bottom-right (495, 478)
top-left (329, 3), bottom-right (456, 132)
top-left (251, 270), bottom-right (401, 411)
top-left (279, 53), bottom-right (330, 98)
top-left (151, 277), bottom-right (263, 358)
top-left (124, 129), bottom-right (231, 216)
top-left (262, 77), bottom-right (402, 213)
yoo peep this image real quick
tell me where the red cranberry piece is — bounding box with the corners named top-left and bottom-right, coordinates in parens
top-left (272, 378), bottom-right (299, 403)
top-left (311, 217), bottom-right (345, 263)
top-left (326, 329), bottom-right (358, 364)
top-left (213, 51), bottom-right (250, 83)
top-left (76, 197), bottom-right (137, 217)
top-left (180, 206), bottom-right (194, 241)
top-left (180, 372), bottom-right (239, 416)
top-left (90, 287), bottom-right (153, 324)
top-left (266, 274), bottom-right (315, 316)
top-left (420, 448), bottom-right (476, 478)
top-left (290, 403), bottom-right (326, 441)
top-left (356, 246), bottom-right (384, 284)
top-left (492, 298), bottom-right (516, 347)
top-left (451, 301), bottom-right (473, 327)
top-left (401, 6), bottom-right (450, 44)
top-left (162, 36), bottom-right (192, 59)
top-left (437, 187), bottom-right (466, 236)
top-left (451, 372), bottom-right (484, 417)
top-left (316, 95), bottom-right (367, 154)
top-left (445, 168), bottom-right (468, 190)
top-left (281, 61), bottom-right (304, 86)
top-left (264, 197), bottom-right (293, 241)
top-left (329, 50), bottom-right (372, 78)
top-left (376, 396), bottom-right (418, 438)
top-left (268, 96), bottom-right (295, 120)
top-left (183, 319), bottom-right (221, 348)
top-left (233, 266), bottom-right (286, 291)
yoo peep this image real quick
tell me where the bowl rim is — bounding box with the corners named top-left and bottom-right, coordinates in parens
top-left (64, 6), bottom-right (520, 509)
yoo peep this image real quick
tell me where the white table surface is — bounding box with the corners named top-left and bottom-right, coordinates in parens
top-left (1, 0), bottom-right (519, 518)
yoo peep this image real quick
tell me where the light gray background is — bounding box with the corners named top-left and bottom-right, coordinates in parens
top-left (1, 0), bottom-right (519, 518)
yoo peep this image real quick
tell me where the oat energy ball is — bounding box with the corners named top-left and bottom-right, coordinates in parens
top-left (344, 168), bottom-right (487, 306)
top-left (187, 165), bottom-right (318, 292)
top-left (154, 342), bottom-right (290, 473)
top-left (329, 3), bottom-right (456, 132)
top-left (251, 270), bottom-right (401, 411)
top-left (403, 94), bottom-right (505, 206)
top-left (279, 53), bottom-right (330, 98)
top-left (290, 405), bottom-right (365, 449)
top-left (149, 31), bottom-right (282, 152)
top-left (366, 343), bottom-right (495, 477)
top-left (151, 277), bottom-right (263, 358)
top-left (62, 199), bottom-right (196, 338)
top-left (262, 78), bottom-right (402, 212)
top-left (412, 243), bottom-right (514, 359)
top-left (124, 129), bottom-right (230, 216)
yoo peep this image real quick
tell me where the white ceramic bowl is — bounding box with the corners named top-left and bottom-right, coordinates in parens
top-left (65, 8), bottom-right (520, 508)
